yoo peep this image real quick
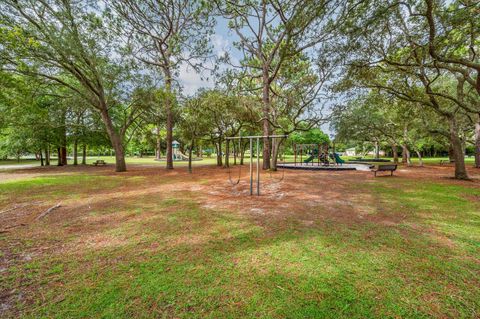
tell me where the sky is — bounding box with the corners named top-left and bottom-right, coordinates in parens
top-left (177, 18), bottom-right (238, 95)
top-left (176, 17), bottom-right (335, 136)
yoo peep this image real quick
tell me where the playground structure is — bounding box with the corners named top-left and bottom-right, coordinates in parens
top-left (292, 143), bottom-right (345, 166)
top-left (169, 140), bottom-right (202, 161)
top-left (294, 143), bottom-right (331, 166)
top-left (276, 142), bottom-right (372, 171)
top-left (172, 141), bottom-right (186, 161)
top-left (225, 135), bottom-right (288, 196)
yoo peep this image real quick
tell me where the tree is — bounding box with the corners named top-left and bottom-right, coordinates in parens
top-left (0, 0), bottom-right (147, 172)
top-left (338, 0), bottom-right (477, 179)
top-left (410, 0), bottom-right (480, 167)
top-left (112, 0), bottom-right (215, 169)
top-left (178, 96), bottom-right (210, 173)
top-left (218, 0), bottom-right (342, 169)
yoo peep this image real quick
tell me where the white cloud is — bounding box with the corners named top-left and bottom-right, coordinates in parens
top-left (177, 33), bottom-right (233, 96)
top-left (177, 62), bottom-right (214, 96)
top-left (211, 34), bottom-right (229, 59)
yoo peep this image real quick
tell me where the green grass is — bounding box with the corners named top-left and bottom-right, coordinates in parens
top-left (1, 169), bottom-right (479, 318)
top-left (1, 155), bottom-right (475, 168)
top-left (342, 155), bottom-right (476, 164)
top-left (0, 156), bottom-right (222, 168)
top-left (0, 159), bottom-right (39, 166)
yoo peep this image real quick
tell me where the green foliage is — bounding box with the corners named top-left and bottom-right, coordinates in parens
top-left (289, 128), bottom-right (330, 145)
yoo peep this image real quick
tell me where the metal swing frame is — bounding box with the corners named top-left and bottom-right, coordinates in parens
top-left (226, 135), bottom-right (288, 196)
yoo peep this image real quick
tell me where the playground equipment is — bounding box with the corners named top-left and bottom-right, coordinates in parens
top-left (172, 141), bottom-right (183, 161)
top-left (333, 153), bottom-right (345, 164)
top-left (294, 143), bottom-right (332, 166)
top-left (225, 135), bottom-right (288, 196)
top-left (169, 140), bottom-right (203, 161)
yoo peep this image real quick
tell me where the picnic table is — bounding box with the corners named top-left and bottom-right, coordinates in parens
top-left (93, 160), bottom-right (107, 166)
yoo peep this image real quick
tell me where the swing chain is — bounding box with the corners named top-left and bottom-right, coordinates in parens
top-left (227, 137), bottom-right (242, 185)
top-left (268, 136), bottom-right (285, 183)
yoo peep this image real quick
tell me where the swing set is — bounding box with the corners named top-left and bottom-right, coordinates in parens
top-left (225, 135), bottom-right (288, 196)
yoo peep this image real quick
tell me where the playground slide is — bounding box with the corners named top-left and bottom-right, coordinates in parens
top-left (304, 155), bottom-right (315, 163)
top-left (334, 153), bottom-right (345, 164)
top-left (179, 152), bottom-right (190, 160)
top-left (178, 152), bottom-right (203, 161)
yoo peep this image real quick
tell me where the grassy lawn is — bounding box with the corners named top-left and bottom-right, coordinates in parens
top-left (0, 165), bottom-right (479, 318)
top-left (1, 155), bottom-right (475, 168)
top-left (0, 159), bottom-right (39, 166)
top-left (0, 156), bottom-right (220, 168)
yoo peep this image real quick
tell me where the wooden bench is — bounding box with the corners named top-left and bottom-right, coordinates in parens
top-left (439, 159), bottom-right (455, 165)
top-left (93, 160), bottom-right (106, 166)
top-left (372, 164), bottom-right (397, 177)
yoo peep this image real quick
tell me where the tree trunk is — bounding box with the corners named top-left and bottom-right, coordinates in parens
top-left (188, 141), bottom-right (194, 174)
top-left (60, 109), bottom-right (68, 166)
top-left (60, 147), bottom-right (67, 166)
top-left (448, 144), bottom-right (455, 161)
top-left (474, 116), bottom-right (480, 168)
top-left (57, 148), bottom-right (62, 166)
top-left (40, 150), bottom-right (44, 166)
top-left (374, 140), bottom-right (380, 159)
top-left (448, 116), bottom-right (469, 179)
top-left (270, 138), bottom-right (283, 171)
top-left (262, 72), bottom-right (271, 170)
top-left (233, 142), bottom-right (237, 165)
top-left (216, 141), bottom-right (222, 167)
top-left (99, 107), bottom-right (126, 172)
top-left (82, 144), bottom-right (87, 165)
top-left (402, 144), bottom-right (412, 166)
top-left (416, 150), bottom-right (423, 166)
top-left (73, 139), bottom-right (78, 165)
top-left (156, 126), bottom-right (162, 160)
top-left (45, 145), bottom-right (50, 166)
top-left (240, 141), bottom-right (247, 165)
top-left (165, 73), bottom-right (174, 169)
top-left (224, 139), bottom-right (230, 168)
top-left (392, 144), bottom-right (399, 164)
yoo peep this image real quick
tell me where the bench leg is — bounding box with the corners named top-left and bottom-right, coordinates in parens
top-left (391, 171), bottom-right (393, 176)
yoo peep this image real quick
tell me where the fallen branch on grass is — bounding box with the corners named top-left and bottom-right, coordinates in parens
top-left (36, 203), bottom-right (62, 220)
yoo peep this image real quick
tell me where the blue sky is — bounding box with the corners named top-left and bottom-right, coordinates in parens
top-left (178, 17), bottom-right (240, 95)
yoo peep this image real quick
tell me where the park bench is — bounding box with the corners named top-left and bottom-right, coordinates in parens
top-left (439, 159), bottom-right (455, 165)
top-left (372, 164), bottom-right (397, 177)
top-left (93, 160), bottom-right (106, 166)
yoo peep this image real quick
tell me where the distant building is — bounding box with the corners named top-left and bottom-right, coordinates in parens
top-left (368, 150), bottom-right (386, 157)
top-left (345, 148), bottom-right (357, 156)
top-left (345, 147), bottom-right (385, 157)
